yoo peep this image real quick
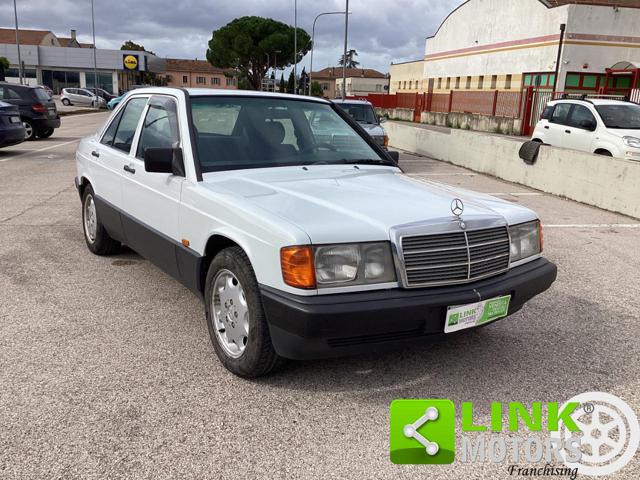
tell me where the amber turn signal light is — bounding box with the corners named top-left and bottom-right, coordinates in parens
top-left (280, 246), bottom-right (316, 289)
top-left (538, 221), bottom-right (544, 253)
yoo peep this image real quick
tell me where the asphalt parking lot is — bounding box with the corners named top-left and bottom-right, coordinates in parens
top-left (1, 112), bottom-right (638, 479)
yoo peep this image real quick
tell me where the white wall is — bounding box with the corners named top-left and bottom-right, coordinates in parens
top-left (385, 121), bottom-right (640, 219)
top-left (424, 0), bottom-right (569, 79)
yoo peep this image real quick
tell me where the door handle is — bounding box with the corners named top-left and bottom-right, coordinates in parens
top-left (123, 165), bottom-right (136, 174)
top-left (91, 150), bottom-right (100, 158)
top-left (544, 126), bottom-right (549, 129)
top-left (565, 130), bottom-right (571, 134)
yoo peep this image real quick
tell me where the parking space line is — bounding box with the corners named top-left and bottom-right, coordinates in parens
top-left (545, 224), bottom-right (640, 228)
top-left (0, 139), bottom-right (80, 163)
top-left (489, 192), bottom-right (544, 197)
top-left (407, 173), bottom-right (477, 177)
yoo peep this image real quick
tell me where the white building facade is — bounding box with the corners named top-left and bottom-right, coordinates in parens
top-left (419, 0), bottom-right (640, 94)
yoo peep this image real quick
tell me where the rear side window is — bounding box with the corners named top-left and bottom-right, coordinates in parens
top-left (550, 103), bottom-right (572, 125)
top-left (111, 97), bottom-right (147, 153)
top-left (0, 86), bottom-right (22, 100)
top-left (34, 88), bottom-right (51, 101)
top-left (541, 105), bottom-right (554, 120)
top-left (136, 97), bottom-right (180, 159)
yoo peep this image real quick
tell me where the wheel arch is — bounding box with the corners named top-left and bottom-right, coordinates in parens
top-left (199, 234), bottom-right (247, 295)
top-left (77, 176), bottom-right (92, 199)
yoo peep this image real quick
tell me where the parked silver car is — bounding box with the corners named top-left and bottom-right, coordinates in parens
top-left (60, 88), bottom-right (105, 107)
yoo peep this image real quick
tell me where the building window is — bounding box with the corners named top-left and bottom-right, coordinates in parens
top-left (403, 81), bottom-right (407, 89)
top-left (212, 77), bottom-right (221, 85)
top-left (505, 74), bottom-right (512, 90)
top-left (455, 77), bottom-right (460, 89)
top-left (491, 75), bottom-right (497, 89)
top-left (478, 75), bottom-right (484, 90)
top-left (226, 77), bottom-right (236, 86)
top-left (196, 76), bottom-right (206, 85)
top-left (323, 83), bottom-right (329, 91)
top-left (446, 77), bottom-right (451, 90)
top-left (182, 75), bottom-right (188, 84)
top-left (465, 76), bottom-right (471, 89)
top-left (409, 81), bottom-right (413, 90)
top-left (437, 78), bottom-right (442, 90)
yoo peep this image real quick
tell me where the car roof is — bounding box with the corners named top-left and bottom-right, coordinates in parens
top-left (0, 82), bottom-right (39, 90)
top-left (127, 87), bottom-right (332, 104)
top-left (332, 99), bottom-right (373, 105)
top-left (549, 98), bottom-right (633, 106)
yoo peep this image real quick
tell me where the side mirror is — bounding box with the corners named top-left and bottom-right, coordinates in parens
top-left (579, 119), bottom-right (597, 131)
top-left (387, 150), bottom-right (400, 162)
top-left (144, 147), bottom-right (185, 176)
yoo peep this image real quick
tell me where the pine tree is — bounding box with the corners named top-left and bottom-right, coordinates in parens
top-left (279, 73), bottom-right (286, 93)
top-left (287, 70), bottom-right (295, 94)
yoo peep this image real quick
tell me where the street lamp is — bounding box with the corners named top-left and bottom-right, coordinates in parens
top-left (309, 10), bottom-right (352, 95)
top-left (13, 0), bottom-right (23, 85)
top-left (293, 0), bottom-right (297, 93)
top-left (91, 0), bottom-right (98, 103)
top-left (342, 0), bottom-right (350, 99)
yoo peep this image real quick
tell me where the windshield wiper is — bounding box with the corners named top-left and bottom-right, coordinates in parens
top-left (337, 158), bottom-right (396, 166)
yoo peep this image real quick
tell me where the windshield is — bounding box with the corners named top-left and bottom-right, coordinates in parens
top-left (191, 97), bottom-right (389, 172)
top-left (595, 104), bottom-right (640, 129)
top-left (336, 103), bottom-right (378, 124)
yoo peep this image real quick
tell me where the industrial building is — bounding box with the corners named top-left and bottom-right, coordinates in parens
top-left (391, 0), bottom-right (640, 96)
top-left (0, 28), bottom-right (165, 94)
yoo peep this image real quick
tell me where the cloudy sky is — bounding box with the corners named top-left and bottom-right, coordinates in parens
top-left (1, 0), bottom-right (460, 74)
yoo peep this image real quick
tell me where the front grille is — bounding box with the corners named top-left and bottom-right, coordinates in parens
top-left (400, 226), bottom-right (510, 287)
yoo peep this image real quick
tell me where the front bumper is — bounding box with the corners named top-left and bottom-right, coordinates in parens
top-left (261, 258), bottom-right (557, 360)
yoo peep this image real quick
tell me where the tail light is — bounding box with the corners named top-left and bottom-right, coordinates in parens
top-left (32, 103), bottom-right (46, 113)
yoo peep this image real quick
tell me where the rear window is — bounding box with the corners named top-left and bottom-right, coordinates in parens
top-left (33, 88), bottom-right (51, 101)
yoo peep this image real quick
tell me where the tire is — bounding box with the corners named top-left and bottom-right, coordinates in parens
top-left (204, 247), bottom-right (284, 377)
top-left (37, 128), bottom-right (54, 139)
top-left (81, 185), bottom-right (120, 255)
top-left (23, 120), bottom-right (36, 141)
top-left (61, 98), bottom-right (71, 106)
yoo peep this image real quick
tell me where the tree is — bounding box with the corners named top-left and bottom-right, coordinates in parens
top-left (207, 16), bottom-right (311, 91)
top-left (297, 67), bottom-right (308, 95)
top-left (338, 49), bottom-right (360, 68)
top-left (287, 70), bottom-right (295, 94)
top-left (310, 81), bottom-right (324, 98)
top-left (120, 40), bottom-right (155, 56)
top-left (279, 72), bottom-right (286, 93)
top-left (0, 57), bottom-right (9, 82)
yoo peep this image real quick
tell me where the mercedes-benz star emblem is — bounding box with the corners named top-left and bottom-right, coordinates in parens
top-left (451, 198), bottom-right (464, 217)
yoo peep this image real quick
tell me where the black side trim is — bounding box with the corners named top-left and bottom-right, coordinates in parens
top-left (94, 195), bottom-right (204, 296)
top-left (180, 88), bottom-right (203, 182)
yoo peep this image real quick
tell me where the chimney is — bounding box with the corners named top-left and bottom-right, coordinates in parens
top-left (70, 29), bottom-right (77, 41)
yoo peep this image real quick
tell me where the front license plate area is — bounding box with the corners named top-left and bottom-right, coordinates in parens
top-left (444, 295), bottom-right (511, 333)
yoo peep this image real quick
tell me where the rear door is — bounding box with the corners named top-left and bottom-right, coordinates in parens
top-left (121, 94), bottom-right (183, 277)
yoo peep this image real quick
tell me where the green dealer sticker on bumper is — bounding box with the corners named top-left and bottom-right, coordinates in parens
top-left (444, 295), bottom-right (511, 333)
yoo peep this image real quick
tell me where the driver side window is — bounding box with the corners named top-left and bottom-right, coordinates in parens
top-left (111, 97), bottom-right (147, 153)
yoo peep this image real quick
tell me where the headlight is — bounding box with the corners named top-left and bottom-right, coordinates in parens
top-left (623, 136), bottom-right (640, 148)
top-left (509, 221), bottom-right (542, 263)
top-left (280, 242), bottom-right (396, 289)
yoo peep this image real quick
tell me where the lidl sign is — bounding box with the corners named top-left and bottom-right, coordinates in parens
top-left (123, 54), bottom-right (139, 71)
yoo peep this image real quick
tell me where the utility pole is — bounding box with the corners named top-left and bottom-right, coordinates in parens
top-left (91, 0), bottom-right (98, 97)
top-left (309, 11), bottom-right (351, 95)
top-left (293, 0), bottom-right (297, 94)
top-left (342, 0), bottom-right (350, 99)
top-left (552, 23), bottom-right (566, 95)
top-left (13, 0), bottom-right (23, 85)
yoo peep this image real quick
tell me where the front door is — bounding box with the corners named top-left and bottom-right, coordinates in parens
top-left (121, 95), bottom-right (184, 278)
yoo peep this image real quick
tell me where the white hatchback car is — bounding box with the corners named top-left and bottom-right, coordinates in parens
top-left (75, 88), bottom-right (556, 377)
top-left (531, 98), bottom-right (640, 161)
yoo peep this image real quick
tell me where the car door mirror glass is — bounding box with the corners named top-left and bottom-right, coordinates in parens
top-left (144, 147), bottom-right (184, 176)
top-left (579, 119), bottom-right (597, 131)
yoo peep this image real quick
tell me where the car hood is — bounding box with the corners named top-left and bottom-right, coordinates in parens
top-left (605, 128), bottom-right (640, 139)
top-left (201, 166), bottom-right (537, 243)
top-left (359, 123), bottom-right (385, 136)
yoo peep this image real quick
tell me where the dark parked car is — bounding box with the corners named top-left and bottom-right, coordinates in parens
top-left (0, 100), bottom-right (26, 148)
top-left (85, 87), bottom-right (116, 102)
top-left (0, 83), bottom-right (61, 140)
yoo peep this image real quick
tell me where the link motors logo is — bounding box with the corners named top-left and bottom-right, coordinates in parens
top-left (390, 392), bottom-right (639, 477)
top-left (557, 392), bottom-right (639, 476)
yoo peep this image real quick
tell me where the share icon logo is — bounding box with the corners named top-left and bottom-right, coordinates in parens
top-left (390, 399), bottom-right (456, 464)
